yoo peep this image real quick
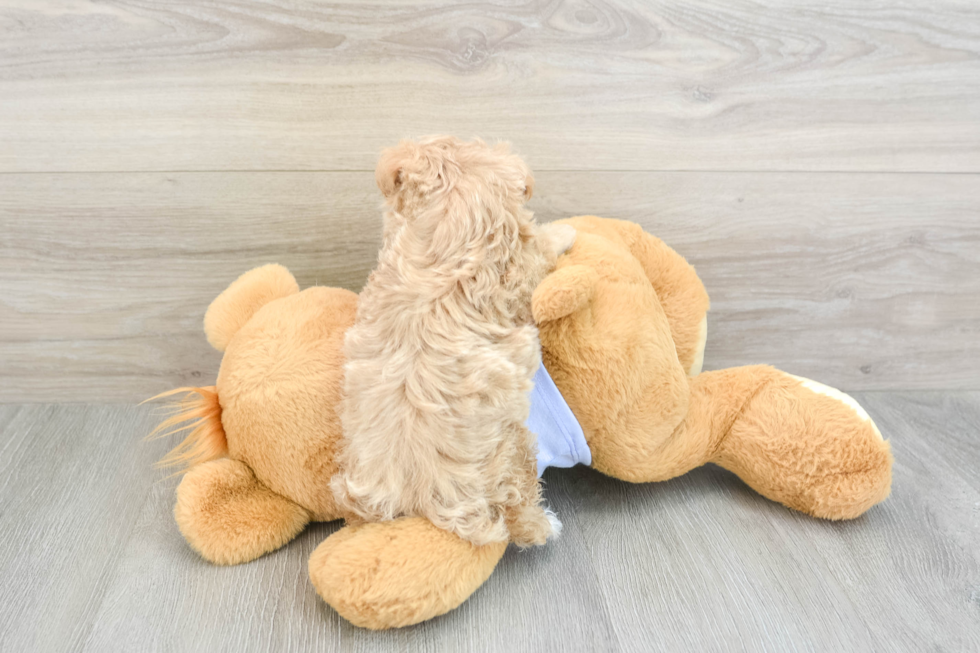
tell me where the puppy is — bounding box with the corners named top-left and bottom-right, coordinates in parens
top-left (331, 136), bottom-right (575, 547)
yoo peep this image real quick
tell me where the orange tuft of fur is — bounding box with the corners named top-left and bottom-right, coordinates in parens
top-left (145, 386), bottom-right (227, 470)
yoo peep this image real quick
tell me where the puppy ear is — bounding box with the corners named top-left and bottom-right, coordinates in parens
top-left (490, 140), bottom-right (532, 200)
top-left (376, 142), bottom-right (414, 198)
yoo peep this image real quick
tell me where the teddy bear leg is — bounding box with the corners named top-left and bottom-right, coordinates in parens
top-left (175, 458), bottom-right (310, 565)
top-left (308, 517), bottom-right (507, 629)
top-left (588, 366), bottom-right (763, 484)
top-left (595, 366), bottom-right (892, 519)
top-left (707, 367), bottom-right (893, 519)
top-left (624, 225), bottom-right (710, 376)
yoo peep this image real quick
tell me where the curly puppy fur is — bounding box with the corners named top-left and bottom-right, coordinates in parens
top-left (332, 136), bottom-right (574, 547)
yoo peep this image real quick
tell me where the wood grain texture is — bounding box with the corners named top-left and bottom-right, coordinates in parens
top-left (0, 405), bottom-right (170, 652)
top-left (1, 395), bottom-right (978, 651)
top-left (1, 171), bottom-right (977, 402)
top-left (1, 1), bottom-right (979, 172)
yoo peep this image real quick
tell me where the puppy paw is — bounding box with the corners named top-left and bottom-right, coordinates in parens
top-left (539, 222), bottom-right (577, 257)
top-left (507, 504), bottom-right (561, 548)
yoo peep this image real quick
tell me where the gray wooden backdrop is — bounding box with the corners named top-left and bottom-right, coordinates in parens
top-left (2, 0), bottom-right (979, 402)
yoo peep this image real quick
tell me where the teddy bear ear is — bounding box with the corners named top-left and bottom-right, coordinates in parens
top-left (375, 141), bottom-right (416, 198)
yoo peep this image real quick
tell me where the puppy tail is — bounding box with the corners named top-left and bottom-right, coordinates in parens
top-left (144, 386), bottom-right (227, 471)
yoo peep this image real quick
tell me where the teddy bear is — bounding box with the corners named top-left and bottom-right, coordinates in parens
top-left (154, 215), bottom-right (892, 630)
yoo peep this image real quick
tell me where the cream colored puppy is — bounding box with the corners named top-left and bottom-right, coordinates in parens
top-left (332, 136), bottom-right (574, 547)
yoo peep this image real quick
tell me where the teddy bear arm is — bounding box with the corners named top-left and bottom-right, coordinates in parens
top-left (175, 458), bottom-right (310, 565)
top-left (308, 517), bottom-right (507, 629)
top-left (625, 228), bottom-right (710, 375)
top-left (203, 264), bottom-right (300, 351)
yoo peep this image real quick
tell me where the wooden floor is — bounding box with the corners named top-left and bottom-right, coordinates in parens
top-left (2, 1), bottom-right (979, 401)
top-left (2, 1), bottom-right (979, 650)
top-left (1, 394), bottom-right (978, 652)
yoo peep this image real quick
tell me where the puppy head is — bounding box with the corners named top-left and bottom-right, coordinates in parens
top-left (375, 136), bottom-right (537, 271)
top-left (377, 136), bottom-right (533, 203)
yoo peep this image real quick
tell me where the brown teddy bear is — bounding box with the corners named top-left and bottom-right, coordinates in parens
top-left (153, 216), bottom-right (892, 630)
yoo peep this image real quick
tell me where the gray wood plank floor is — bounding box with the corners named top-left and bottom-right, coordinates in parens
top-left (1, 394), bottom-right (977, 652)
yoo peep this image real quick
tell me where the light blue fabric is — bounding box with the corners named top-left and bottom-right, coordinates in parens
top-left (526, 362), bottom-right (592, 477)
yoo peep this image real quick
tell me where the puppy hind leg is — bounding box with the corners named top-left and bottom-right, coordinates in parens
top-left (425, 501), bottom-right (511, 548)
top-left (506, 504), bottom-right (561, 548)
top-left (502, 435), bottom-right (561, 547)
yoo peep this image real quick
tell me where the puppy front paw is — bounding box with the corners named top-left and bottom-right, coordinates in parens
top-left (539, 222), bottom-right (576, 257)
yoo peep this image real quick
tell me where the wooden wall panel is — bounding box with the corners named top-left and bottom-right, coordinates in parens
top-left (1, 1), bottom-right (979, 173)
top-left (1, 171), bottom-right (976, 401)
